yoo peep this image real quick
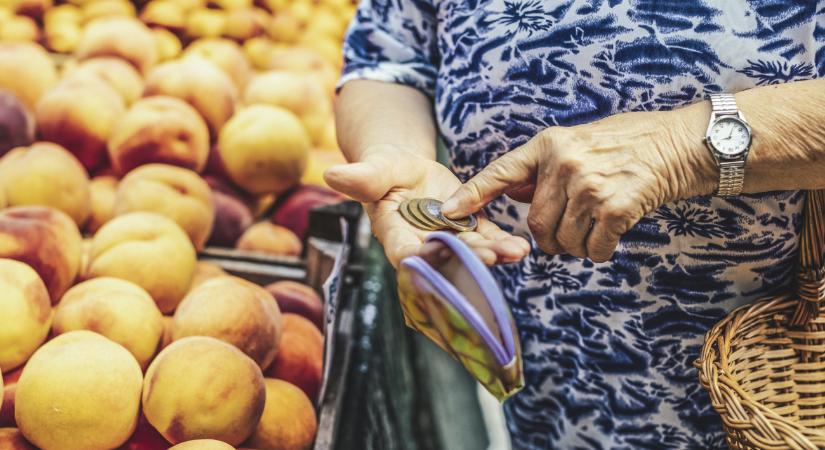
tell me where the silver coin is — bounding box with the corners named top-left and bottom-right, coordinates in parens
top-left (408, 199), bottom-right (445, 230)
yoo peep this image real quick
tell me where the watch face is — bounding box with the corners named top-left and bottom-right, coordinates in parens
top-left (708, 117), bottom-right (750, 156)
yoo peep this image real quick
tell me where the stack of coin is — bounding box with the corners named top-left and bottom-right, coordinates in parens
top-left (398, 198), bottom-right (478, 232)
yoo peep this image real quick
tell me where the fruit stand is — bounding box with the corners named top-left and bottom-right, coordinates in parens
top-left (0, 0), bottom-right (364, 447)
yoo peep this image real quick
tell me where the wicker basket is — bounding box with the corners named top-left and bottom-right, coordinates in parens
top-left (697, 190), bottom-right (825, 450)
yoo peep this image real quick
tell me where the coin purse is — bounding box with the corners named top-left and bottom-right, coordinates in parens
top-left (396, 232), bottom-right (524, 401)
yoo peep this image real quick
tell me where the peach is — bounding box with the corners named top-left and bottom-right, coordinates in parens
top-left (0, 259), bottom-right (51, 372)
top-left (108, 96), bottom-right (210, 176)
top-left (0, 142), bottom-right (91, 226)
top-left (264, 314), bottom-right (322, 402)
top-left (266, 12), bottom-right (301, 44)
top-left (115, 164), bottom-right (215, 250)
top-left (16, 331), bottom-right (143, 450)
top-left (190, 260), bottom-right (227, 289)
top-left (66, 57), bottom-right (144, 105)
top-left (224, 8), bottom-right (264, 41)
top-left (243, 36), bottom-right (277, 70)
top-left (86, 212), bottom-right (197, 313)
top-left (86, 175), bottom-right (118, 233)
top-left (0, 207), bottom-right (82, 302)
top-left (209, 0), bottom-right (252, 10)
top-left (236, 222), bottom-right (302, 257)
top-left (44, 21), bottom-right (82, 53)
top-left (243, 71), bottom-right (331, 145)
top-left (267, 47), bottom-right (337, 94)
top-left (52, 277), bottom-right (164, 369)
top-left (75, 17), bottom-right (158, 74)
top-left (205, 176), bottom-right (253, 247)
top-left (218, 105), bottom-right (309, 195)
top-left (246, 379), bottom-right (317, 450)
top-left (0, 16), bottom-right (39, 42)
top-left (153, 28), bottom-right (182, 62)
top-left (144, 58), bottom-right (238, 139)
top-left (173, 276), bottom-right (282, 369)
top-left (43, 4), bottom-right (81, 27)
top-left (183, 38), bottom-right (251, 90)
top-left (185, 8), bottom-right (227, 39)
top-left (0, 428), bottom-right (36, 450)
top-left (0, 43), bottom-right (57, 111)
top-left (265, 281), bottom-right (323, 330)
top-left (140, 0), bottom-right (186, 31)
top-left (0, 90), bottom-right (33, 156)
top-left (167, 0), bottom-right (206, 12)
top-left (170, 440), bottom-right (235, 450)
top-left (35, 77), bottom-right (125, 172)
top-left (81, 0), bottom-right (136, 23)
top-left (302, 7), bottom-right (344, 40)
top-left (269, 184), bottom-right (343, 240)
top-left (142, 336), bottom-right (265, 445)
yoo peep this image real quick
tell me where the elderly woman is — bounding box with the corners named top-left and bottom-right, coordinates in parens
top-left (325, 1), bottom-right (825, 448)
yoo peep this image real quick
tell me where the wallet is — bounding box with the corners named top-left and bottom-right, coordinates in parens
top-left (397, 232), bottom-right (524, 401)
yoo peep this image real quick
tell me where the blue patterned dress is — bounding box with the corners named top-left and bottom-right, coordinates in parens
top-left (340, 1), bottom-right (825, 448)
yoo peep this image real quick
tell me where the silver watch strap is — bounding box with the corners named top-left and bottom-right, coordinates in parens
top-left (709, 93), bottom-right (745, 197)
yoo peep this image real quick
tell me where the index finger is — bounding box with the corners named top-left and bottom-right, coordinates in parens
top-left (441, 140), bottom-right (540, 219)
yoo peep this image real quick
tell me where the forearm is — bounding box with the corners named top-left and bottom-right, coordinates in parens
top-left (335, 80), bottom-right (438, 162)
top-left (677, 78), bottom-right (825, 193)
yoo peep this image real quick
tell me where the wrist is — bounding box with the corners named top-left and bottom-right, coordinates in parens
top-left (665, 102), bottom-right (718, 198)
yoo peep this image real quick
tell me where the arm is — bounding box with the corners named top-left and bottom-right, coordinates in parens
top-left (441, 78), bottom-right (825, 262)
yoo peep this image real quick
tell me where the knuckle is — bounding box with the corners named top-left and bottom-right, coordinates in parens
top-left (527, 212), bottom-right (548, 236)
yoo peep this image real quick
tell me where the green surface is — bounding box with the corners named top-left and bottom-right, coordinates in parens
top-left (335, 238), bottom-right (489, 450)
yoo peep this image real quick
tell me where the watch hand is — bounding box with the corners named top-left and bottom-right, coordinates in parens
top-left (726, 127), bottom-right (734, 139)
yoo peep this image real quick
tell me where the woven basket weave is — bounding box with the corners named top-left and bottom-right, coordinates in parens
top-left (697, 190), bottom-right (825, 450)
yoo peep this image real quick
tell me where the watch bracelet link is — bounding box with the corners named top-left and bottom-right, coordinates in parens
top-left (716, 161), bottom-right (745, 197)
top-left (709, 93), bottom-right (739, 116)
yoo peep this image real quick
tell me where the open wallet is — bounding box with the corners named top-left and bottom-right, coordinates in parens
top-left (396, 232), bottom-right (524, 401)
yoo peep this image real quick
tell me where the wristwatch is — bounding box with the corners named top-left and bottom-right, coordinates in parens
top-left (704, 93), bottom-right (752, 197)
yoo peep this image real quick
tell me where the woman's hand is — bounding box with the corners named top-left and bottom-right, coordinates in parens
top-left (441, 109), bottom-right (717, 262)
top-left (324, 146), bottom-right (531, 267)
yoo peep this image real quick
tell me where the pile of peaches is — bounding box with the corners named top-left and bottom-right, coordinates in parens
top-left (0, 0), bottom-right (356, 448)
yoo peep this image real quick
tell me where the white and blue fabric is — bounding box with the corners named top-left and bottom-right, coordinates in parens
top-left (339, 1), bottom-right (825, 448)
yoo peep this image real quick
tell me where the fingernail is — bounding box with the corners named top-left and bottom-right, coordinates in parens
top-left (441, 197), bottom-right (459, 215)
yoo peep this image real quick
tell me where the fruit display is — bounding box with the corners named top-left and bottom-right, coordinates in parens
top-left (0, 0), bottom-right (355, 445)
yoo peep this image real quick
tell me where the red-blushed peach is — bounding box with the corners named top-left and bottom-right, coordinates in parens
top-left (144, 58), bottom-right (238, 140)
top-left (142, 336), bottom-right (265, 445)
top-left (114, 164), bottom-right (215, 250)
top-left (0, 42), bottom-right (57, 112)
top-left (263, 314), bottom-right (322, 402)
top-left (15, 331), bottom-right (143, 450)
top-left (242, 71), bottom-right (331, 145)
top-left (75, 17), bottom-right (158, 74)
top-left (86, 175), bottom-right (117, 234)
top-left (189, 261), bottom-right (227, 290)
top-left (85, 212), bottom-right (197, 313)
top-left (52, 277), bottom-right (164, 369)
top-left (65, 57), bottom-right (144, 105)
top-left (183, 38), bottom-right (251, 90)
top-left (245, 379), bottom-right (317, 450)
top-left (269, 184), bottom-right (343, 240)
top-left (108, 96), bottom-right (210, 176)
top-left (13, 0), bottom-right (52, 21)
top-left (217, 105), bottom-right (310, 195)
top-left (0, 142), bottom-right (91, 226)
top-left (205, 176), bottom-right (254, 247)
top-left (0, 428), bottom-right (36, 450)
top-left (169, 440), bottom-right (236, 450)
top-left (0, 206), bottom-right (82, 303)
top-left (236, 222), bottom-right (302, 257)
top-left (265, 281), bottom-right (323, 330)
top-left (173, 276), bottom-right (282, 369)
top-left (35, 77), bottom-right (125, 173)
top-left (1, 366), bottom-right (23, 427)
top-left (224, 8), bottom-right (264, 41)
top-left (0, 90), bottom-right (33, 156)
top-left (0, 259), bottom-right (51, 372)
top-left (116, 413), bottom-right (169, 450)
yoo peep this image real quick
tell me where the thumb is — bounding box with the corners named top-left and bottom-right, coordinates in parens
top-left (323, 153), bottom-right (408, 202)
top-left (441, 144), bottom-right (538, 218)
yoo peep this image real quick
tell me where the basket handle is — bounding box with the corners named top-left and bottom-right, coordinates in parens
top-left (790, 189), bottom-right (825, 326)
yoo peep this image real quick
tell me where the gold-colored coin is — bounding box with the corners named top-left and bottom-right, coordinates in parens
top-left (399, 200), bottom-right (440, 231)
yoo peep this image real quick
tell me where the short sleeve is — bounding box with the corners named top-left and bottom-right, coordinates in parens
top-left (338, 0), bottom-right (439, 97)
